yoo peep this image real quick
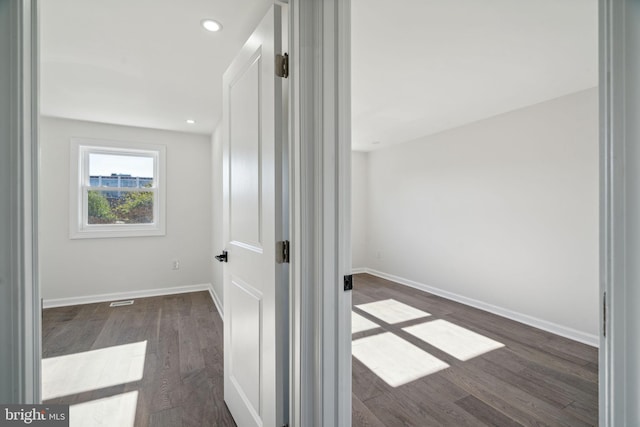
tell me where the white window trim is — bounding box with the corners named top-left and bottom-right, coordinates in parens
top-left (69, 137), bottom-right (167, 239)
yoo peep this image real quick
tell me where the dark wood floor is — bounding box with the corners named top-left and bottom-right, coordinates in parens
top-left (351, 273), bottom-right (598, 427)
top-left (42, 292), bottom-right (236, 427)
top-left (42, 279), bottom-right (598, 426)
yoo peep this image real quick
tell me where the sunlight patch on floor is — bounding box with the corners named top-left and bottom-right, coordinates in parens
top-left (69, 390), bottom-right (138, 427)
top-left (352, 311), bottom-right (379, 334)
top-left (42, 341), bottom-right (147, 400)
top-left (355, 299), bottom-right (431, 324)
top-left (404, 319), bottom-right (504, 361)
top-left (352, 332), bottom-right (449, 387)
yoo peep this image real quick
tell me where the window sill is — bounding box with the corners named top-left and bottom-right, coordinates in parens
top-left (70, 224), bottom-right (166, 239)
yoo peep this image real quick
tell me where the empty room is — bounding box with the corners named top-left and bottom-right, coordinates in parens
top-left (350, 0), bottom-right (599, 425)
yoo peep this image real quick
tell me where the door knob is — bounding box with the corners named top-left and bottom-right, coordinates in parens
top-left (215, 250), bottom-right (228, 263)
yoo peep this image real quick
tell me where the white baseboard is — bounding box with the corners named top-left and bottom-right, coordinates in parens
top-left (358, 268), bottom-right (599, 348)
top-left (43, 283), bottom-right (214, 309)
top-left (208, 284), bottom-right (224, 319)
top-left (351, 267), bottom-right (367, 274)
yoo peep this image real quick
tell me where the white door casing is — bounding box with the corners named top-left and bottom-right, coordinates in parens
top-left (222, 5), bottom-right (286, 427)
top-left (0, 0), bottom-right (41, 404)
top-left (288, 0), bottom-right (352, 424)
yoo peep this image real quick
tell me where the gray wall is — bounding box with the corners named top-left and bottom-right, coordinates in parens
top-left (39, 117), bottom-right (213, 301)
top-left (352, 88), bottom-right (599, 341)
top-left (351, 151), bottom-right (369, 269)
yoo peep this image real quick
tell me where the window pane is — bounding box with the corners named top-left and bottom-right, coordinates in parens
top-left (89, 153), bottom-right (154, 187)
top-left (88, 190), bottom-right (154, 224)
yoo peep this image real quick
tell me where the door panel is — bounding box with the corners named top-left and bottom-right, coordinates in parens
top-left (229, 278), bottom-right (262, 416)
top-left (229, 55), bottom-right (262, 248)
top-left (222, 5), bottom-right (285, 427)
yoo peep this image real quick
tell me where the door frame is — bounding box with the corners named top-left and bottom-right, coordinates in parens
top-left (1, 0), bottom-right (41, 404)
top-left (599, 0), bottom-right (636, 424)
top-left (288, 0), bottom-right (352, 425)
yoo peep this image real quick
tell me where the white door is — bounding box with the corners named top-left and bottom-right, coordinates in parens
top-left (221, 5), bottom-right (287, 427)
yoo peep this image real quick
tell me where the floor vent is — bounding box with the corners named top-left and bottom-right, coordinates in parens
top-left (109, 300), bottom-right (134, 307)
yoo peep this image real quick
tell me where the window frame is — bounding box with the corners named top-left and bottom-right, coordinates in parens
top-left (69, 137), bottom-right (167, 239)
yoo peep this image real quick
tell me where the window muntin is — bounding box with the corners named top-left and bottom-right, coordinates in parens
top-left (70, 139), bottom-right (166, 238)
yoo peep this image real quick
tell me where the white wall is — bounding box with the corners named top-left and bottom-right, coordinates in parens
top-left (356, 88), bottom-right (599, 339)
top-left (211, 124), bottom-right (224, 311)
top-left (40, 117), bottom-right (212, 300)
top-left (351, 151), bottom-right (369, 269)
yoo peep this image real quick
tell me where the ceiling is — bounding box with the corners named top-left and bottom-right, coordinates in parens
top-left (40, 0), bottom-right (598, 149)
top-left (352, 0), bottom-right (598, 151)
top-left (39, 0), bottom-right (273, 135)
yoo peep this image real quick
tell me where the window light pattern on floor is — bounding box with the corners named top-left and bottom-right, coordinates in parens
top-left (69, 390), bottom-right (138, 427)
top-left (352, 332), bottom-right (449, 387)
top-left (355, 299), bottom-right (430, 324)
top-left (42, 341), bottom-right (147, 400)
top-left (352, 311), bottom-right (380, 334)
top-left (403, 319), bottom-right (504, 361)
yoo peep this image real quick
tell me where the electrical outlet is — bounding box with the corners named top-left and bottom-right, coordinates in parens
top-left (172, 260), bottom-right (180, 270)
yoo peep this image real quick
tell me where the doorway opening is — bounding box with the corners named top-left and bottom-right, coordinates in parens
top-left (350, 1), bottom-right (599, 425)
top-left (37, 1), bottom-right (280, 425)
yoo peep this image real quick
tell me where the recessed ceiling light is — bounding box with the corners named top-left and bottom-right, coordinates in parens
top-left (186, 119), bottom-right (196, 124)
top-left (201, 19), bottom-right (223, 32)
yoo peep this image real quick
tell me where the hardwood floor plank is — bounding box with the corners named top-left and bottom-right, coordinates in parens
top-left (481, 349), bottom-right (598, 409)
top-left (352, 394), bottom-right (386, 427)
top-left (584, 362), bottom-right (598, 375)
top-left (150, 331), bottom-right (182, 413)
top-left (149, 407), bottom-right (183, 427)
top-left (365, 389), bottom-right (445, 427)
top-left (542, 336), bottom-right (598, 365)
top-left (563, 400), bottom-right (599, 426)
top-left (352, 357), bottom-right (392, 401)
top-left (518, 368), bottom-right (598, 408)
top-left (488, 348), bottom-right (598, 396)
top-left (403, 376), bottom-right (490, 427)
top-left (455, 395), bottom-right (523, 427)
top-left (468, 357), bottom-right (574, 409)
top-left (178, 314), bottom-right (205, 375)
top-left (441, 364), bottom-right (570, 427)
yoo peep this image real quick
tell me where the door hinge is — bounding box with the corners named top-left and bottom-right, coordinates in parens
top-left (276, 53), bottom-right (289, 78)
top-left (603, 291), bottom-right (606, 338)
top-left (277, 240), bottom-right (290, 264)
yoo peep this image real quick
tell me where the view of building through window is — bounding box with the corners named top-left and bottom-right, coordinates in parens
top-left (87, 153), bottom-right (155, 225)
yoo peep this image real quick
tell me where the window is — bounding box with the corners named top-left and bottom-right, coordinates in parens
top-left (70, 138), bottom-right (166, 239)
